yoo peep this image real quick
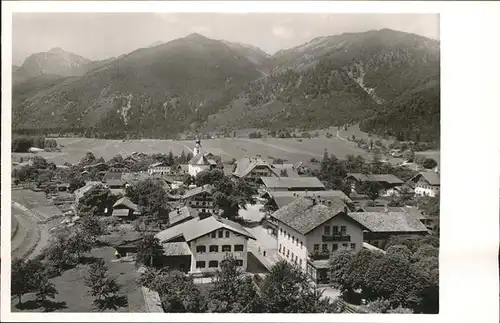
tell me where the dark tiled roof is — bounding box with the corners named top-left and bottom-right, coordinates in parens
top-left (261, 177), bottom-right (325, 190)
top-left (346, 173), bottom-right (404, 184)
top-left (361, 206), bottom-right (427, 220)
top-left (271, 197), bottom-right (348, 235)
top-left (233, 157), bottom-right (277, 178)
top-left (103, 171), bottom-right (124, 181)
top-left (156, 215), bottom-right (255, 243)
top-left (411, 172), bottom-right (440, 186)
top-left (189, 153), bottom-right (216, 166)
top-left (169, 184), bottom-right (214, 200)
top-left (348, 212), bottom-right (428, 233)
top-left (269, 190), bottom-right (352, 208)
top-left (112, 209), bottom-right (131, 217)
top-left (113, 196), bottom-right (139, 212)
top-left (169, 206), bottom-right (199, 227)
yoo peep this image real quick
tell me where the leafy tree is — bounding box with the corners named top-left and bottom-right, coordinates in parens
top-left (135, 234), bottom-right (165, 267)
top-left (35, 273), bottom-right (58, 302)
top-left (260, 260), bottom-right (336, 313)
top-left (167, 150), bottom-right (175, 166)
top-left (422, 158), bottom-right (438, 169)
top-left (85, 259), bottom-right (122, 311)
top-left (80, 151), bottom-right (97, 166)
top-left (280, 169), bottom-right (288, 177)
top-left (329, 249), bottom-right (356, 288)
top-left (212, 176), bottom-right (258, 219)
top-left (386, 244), bottom-right (412, 262)
top-left (195, 169), bottom-right (225, 186)
top-left (79, 215), bottom-right (106, 239)
top-left (360, 182), bottom-right (382, 202)
top-left (68, 176), bottom-right (86, 193)
top-left (209, 255), bottom-right (261, 312)
top-left (12, 258), bottom-right (42, 304)
top-left (126, 179), bottom-right (169, 218)
top-left (76, 184), bottom-right (115, 217)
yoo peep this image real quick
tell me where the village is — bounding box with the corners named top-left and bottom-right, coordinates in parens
top-left (11, 136), bottom-right (440, 314)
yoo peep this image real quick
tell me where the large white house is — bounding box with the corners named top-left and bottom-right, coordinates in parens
top-left (271, 196), bottom-right (366, 284)
top-left (188, 139), bottom-right (217, 177)
top-left (409, 171), bottom-right (440, 197)
top-left (148, 161), bottom-right (171, 176)
top-left (155, 215), bottom-right (256, 274)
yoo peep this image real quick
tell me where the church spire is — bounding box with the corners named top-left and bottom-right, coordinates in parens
top-left (193, 138), bottom-right (202, 156)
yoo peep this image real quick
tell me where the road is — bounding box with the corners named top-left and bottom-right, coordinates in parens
top-left (336, 130), bottom-right (348, 142)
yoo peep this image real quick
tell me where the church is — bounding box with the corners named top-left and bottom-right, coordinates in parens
top-left (187, 139), bottom-right (217, 177)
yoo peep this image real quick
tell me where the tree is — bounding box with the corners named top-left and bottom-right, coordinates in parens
top-left (209, 255), bottom-right (261, 312)
top-left (76, 184), bottom-right (115, 217)
top-left (329, 249), bottom-right (355, 288)
top-left (260, 260), bottom-right (336, 313)
top-left (12, 258), bottom-right (40, 304)
top-left (167, 150), bottom-right (175, 166)
top-left (195, 169), bottom-right (225, 187)
top-left (422, 158), bottom-right (438, 169)
top-left (85, 259), bottom-right (122, 311)
top-left (135, 234), bottom-right (165, 267)
top-left (126, 179), bottom-right (169, 219)
top-left (360, 182), bottom-right (382, 202)
top-left (35, 273), bottom-right (58, 302)
top-left (280, 169), bottom-right (288, 177)
top-left (212, 176), bottom-right (258, 219)
top-left (67, 232), bottom-right (93, 260)
top-left (386, 245), bottom-right (412, 262)
top-left (80, 151), bottom-right (97, 166)
top-left (68, 176), bottom-right (86, 193)
top-left (80, 215), bottom-right (106, 239)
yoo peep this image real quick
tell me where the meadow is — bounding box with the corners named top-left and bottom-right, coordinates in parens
top-left (13, 136), bottom-right (375, 165)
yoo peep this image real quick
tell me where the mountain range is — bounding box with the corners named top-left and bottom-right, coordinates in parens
top-left (12, 29), bottom-right (440, 143)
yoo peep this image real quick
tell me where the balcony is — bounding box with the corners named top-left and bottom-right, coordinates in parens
top-left (322, 234), bottom-right (351, 242)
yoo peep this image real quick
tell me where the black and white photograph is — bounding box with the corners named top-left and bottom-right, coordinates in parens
top-left (1, 1), bottom-right (499, 322)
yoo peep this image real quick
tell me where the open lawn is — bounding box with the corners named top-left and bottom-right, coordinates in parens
top-left (12, 135), bottom-right (374, 165)
top-left (11, 247), bottom-right (146, 313)
top-left (11, 189), bottom-right (62, 222)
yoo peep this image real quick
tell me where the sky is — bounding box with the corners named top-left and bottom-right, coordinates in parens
top-left (12, 13), bottom-right (439, 65)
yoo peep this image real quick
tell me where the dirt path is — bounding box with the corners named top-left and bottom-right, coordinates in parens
top-left (336, 130), bottom-right (348, 142)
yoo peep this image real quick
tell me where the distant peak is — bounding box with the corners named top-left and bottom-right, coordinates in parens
top-left (48, 47), bottom-right (66, 54)
top-left (185, 33), bottom-right (208, 40)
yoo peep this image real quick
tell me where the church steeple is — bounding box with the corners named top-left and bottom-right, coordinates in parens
top-left (193, 138), bottom-right (202, 156)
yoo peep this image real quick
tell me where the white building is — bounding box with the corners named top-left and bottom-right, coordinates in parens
top-left (271, 196), bottom-right (366, 284)
top-left (148, 161), bottom-right (171, 176)
top-left (155, 215), bottom-right (256, 274)
top-left (188, 139), bottom-right (217, 177)
top-left (409, 171), bottom-right (440, 197)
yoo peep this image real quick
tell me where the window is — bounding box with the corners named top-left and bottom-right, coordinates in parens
top-left (196, 245), bottom-right (206, 253)
top-left (209, 260), bottom-right (218, 268)
top-left (299, 259), bottom-right (302, 267)
top-left (196, 261), bottom-right (206, 268)
top-left (283, 247), bottom-right (286, 254)
top-left (287, 233), bottom-right (290, 240)
top-left (292, 236), bottom-right (295, 243)
top-left (218, 230), bottom-right (223, 238)
top-left (324, 225), bottom-right (330, 235)
top-left (234, 244), bottom-right (244, 252)
top-left (341, 226), bottom-right (346, 235)
top-left (236, 259), bottom-right (243, 266)
top-left (287, 250), bottom-right (290, 258)
top-left (314, 244), bottom-right (319, 252)
top-left (280, 228), bottom-right (283, 235)
top-left (211, 232), bottom-right (216, 238)
top-left (225, 231), bottom-right (230, 238)
top-left (322, 244), bottom-right (328, 252)
top-left (292, 252), bottom-right (295, 260)
top-left (222, 245), bottom-right (231, 252)
top-left (279, 244), bottom-right (282, 253)
top-left (209, 245), bottom-right (219, 252)
top-left (332, 244), bottom-right (338, 252)
top-left (300, 241), bottom-right (303, 249)
top-left (342, 243), bottom-right (348, 248)
top-left (350, 243), bottom-right (356, 250)
top-left (333, 226), bottom-right (339, 234)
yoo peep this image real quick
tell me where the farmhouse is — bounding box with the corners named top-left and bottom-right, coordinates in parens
top-left (359, 205), bottom-right (433, 231)
top-left (74, 182), bottom-right (108, 207)
top-left (272, 196), bottom-right (366, 284)
top-left (262, 190), bottom-right (352, 210)
top-left (188, 139), bottom-right (217, 177)
top-left (409, 171), bottom-right (440, 197)
top-left (232, 157), bottom-right (279, 182)
top-left (112, 196), bottom-right (140, 220)
top-left (169, 206), bottom-right (200, 228)
top-left (155, 215), bottom-right (256, 274)
top-left (168, 184), bottom-right (217, 217)
top-left (348, 210), bottom-right (429, 249)
top-left (148, 161), bottom-right (172, 176)
top-left (345, 173), bottom-right (404, 196)
top-left (103, 178), bottom-right (127, 196)
top-left (261, 176), bottom-right (325, 192)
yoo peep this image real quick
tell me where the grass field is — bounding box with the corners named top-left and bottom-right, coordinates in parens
top-left (11, 247), bottom-right (146, 313)
top-left (12, 135), bottom-right (374, 166)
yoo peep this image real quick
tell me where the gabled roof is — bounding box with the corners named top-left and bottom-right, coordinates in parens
top-left (348, 211), bottom-right (428, 233)
top-left (410, 171), bottom-right (440, 186)
top-left (233, 157), bottom-right (278, 178)
top-left (169, 206), bottom-right (199, 227)
top-left (83, 162), bottom-right (109, 170)
top-left (113, 196), bottom-right (139, 212)
top-left (271, 197), bottom-right (351, 235)
top-left (162, 241), bottom-right (192, 256)
top-left (189, 153), bottom-right (216, 166)
top-left (149, 161), bottom-right (170, 168)
top-left (360, 206), bottom-right (427, 220)
top-left (74, 182), bottom-right (103, 200)
top-left (168, 184), bottom-right (214, 200)
top-left (104, 179), bottom-right (126, 187)
top-left (156, 215), bottom-right (255, 243)
top-left (267, 190), bottom-right (352, 208)
top-left (261, 177), bottom-right (325, 190)
top-left (103, 171), bottom-right (124, 181)
top-left (346, 173), bottom-right (404, 185)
